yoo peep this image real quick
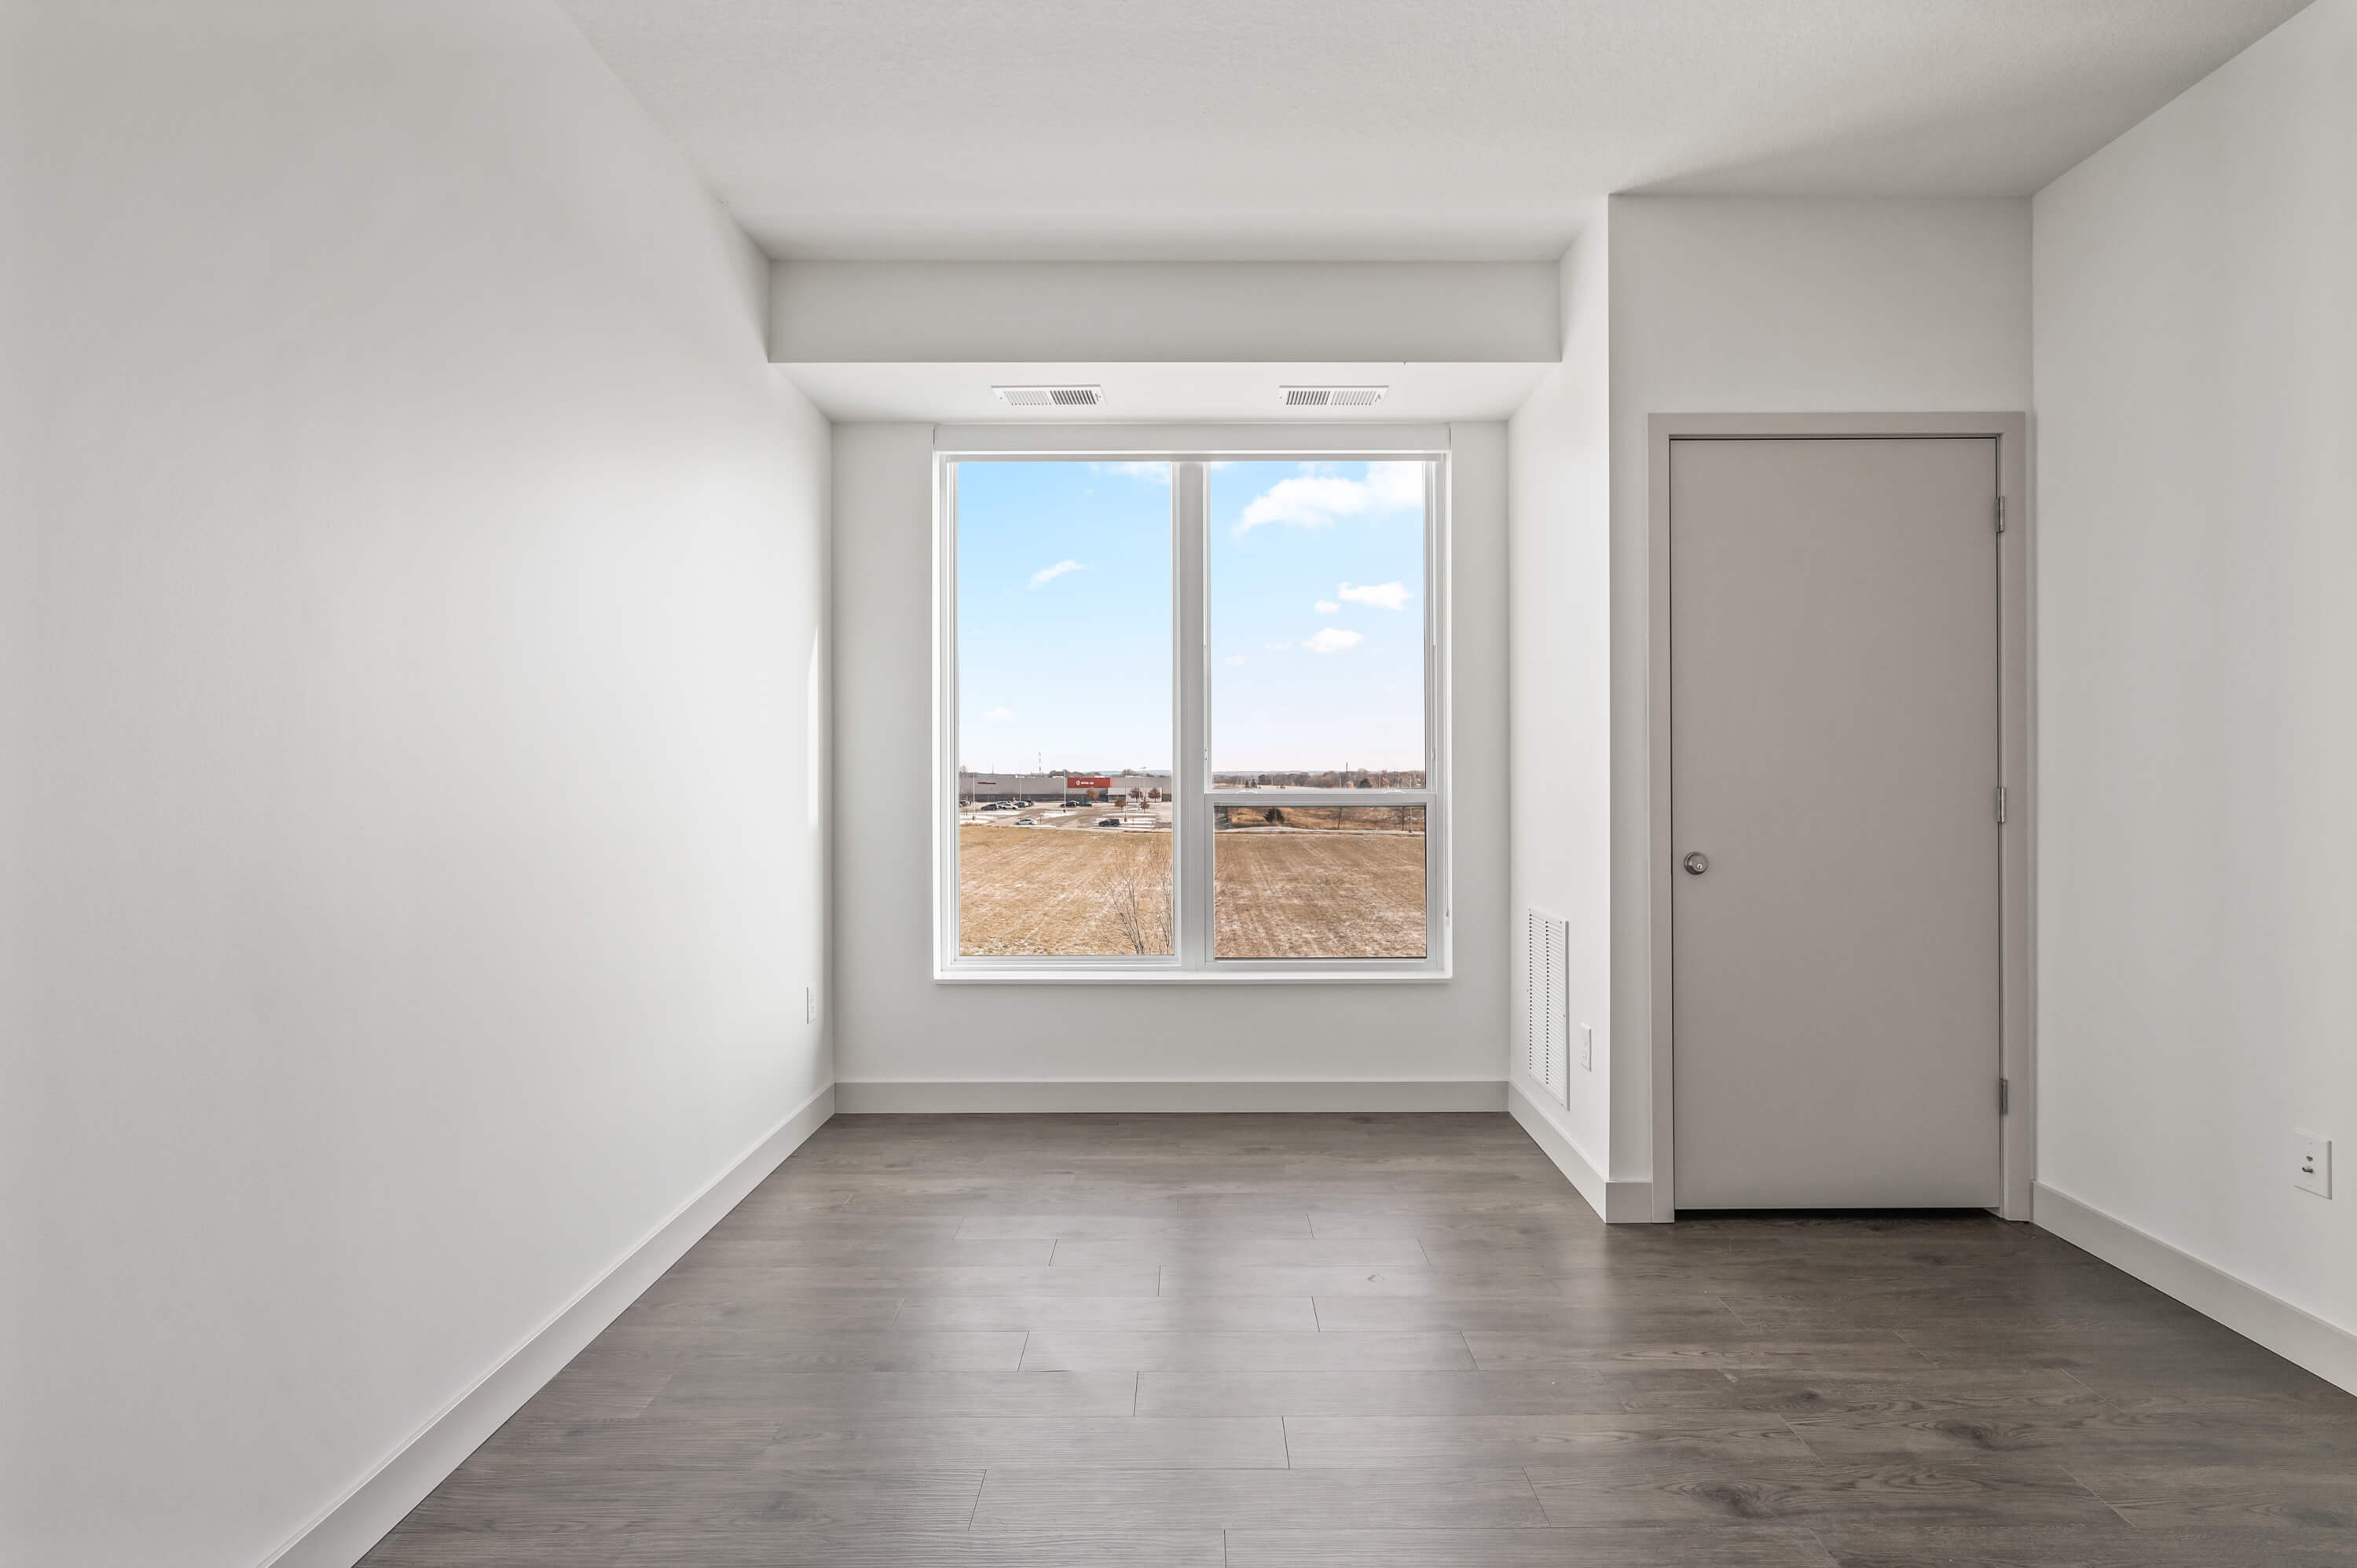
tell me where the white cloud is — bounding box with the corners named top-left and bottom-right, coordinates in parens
top-left (1338, 581), bottom-right (1409, 611)
top-left (1305, 628), bottom-right (1364, 654)
top-left (1028, 559), bottom-right (1086, 588)
top-left (983, 706), bottom-right (1014, 721)
top-left (1087, 462), bottom-right (1170, 484)
top-left (1224, 654), bottom-right (1248, 666)
top-left (1235, 461), bottom-right (1424, 533)
top-left (1314, 599), bottom-right (1340, 614)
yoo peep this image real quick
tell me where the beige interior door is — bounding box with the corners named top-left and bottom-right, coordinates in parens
top-left (1671, 436), bottom-right (2001, 1209)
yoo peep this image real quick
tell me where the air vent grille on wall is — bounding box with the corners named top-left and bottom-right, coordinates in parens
top-left (992, 385), bottom-right (1105, 407)
top-left (1281, 386), bottom-right (1387, 407)
top-left (1525, 908), bottom-right (1569, 1105)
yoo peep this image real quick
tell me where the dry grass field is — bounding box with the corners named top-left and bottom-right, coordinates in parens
top-left (1214, 803), bottom-right (1424, 833)
top-left (958, 826), bottom-right (1174, 955)
top-left (1213, 828), bottom-right (1425, 958)
top-left (957, 821), bottom-right (1424, 958)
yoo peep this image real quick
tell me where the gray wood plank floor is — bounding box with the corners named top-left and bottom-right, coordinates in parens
top-left (360, 1113), bottom-right (2357, 1566)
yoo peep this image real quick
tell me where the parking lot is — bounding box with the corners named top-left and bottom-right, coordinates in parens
top-left (959, 800), bottom-right (1171, 830)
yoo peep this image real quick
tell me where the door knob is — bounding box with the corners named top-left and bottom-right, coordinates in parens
top-left (1682, 851), bottom-right (1710, 876)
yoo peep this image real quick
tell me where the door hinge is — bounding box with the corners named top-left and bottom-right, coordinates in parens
top-left (1996, 496), bottom-right (2008, 533)
top-left (1995, 786), bottom-right (2007, 824)
top-left (1999, 1077), bottom-right (2011, 1116)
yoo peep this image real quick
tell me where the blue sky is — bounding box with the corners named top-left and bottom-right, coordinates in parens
top-left (1208, 460), bottom-right (1425, 772)
top-left (956, 460), bottom-right (1427, 775)
top-left (956, 460), bottom-right (1171, 775)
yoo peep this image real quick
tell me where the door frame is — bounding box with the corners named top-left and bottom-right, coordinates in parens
top-left (1648, 412), bottom-right (2033, 1222)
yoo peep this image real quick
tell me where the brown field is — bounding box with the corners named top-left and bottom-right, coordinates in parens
top-left (1214, 803), bottom-right (1424, 833)
top-left (957, 822), bottom-right (1424, 959)
top-left (959, 826), bottom-right (1174, 955)
top-left (1213, 828), bottom-right (1425, 958)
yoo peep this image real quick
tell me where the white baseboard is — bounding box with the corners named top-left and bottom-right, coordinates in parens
top-left (834, 1079), bottom-right (1507, 1114)
top-left (1506, 1079), bottom-right (1659, 1223)
top-left (2034, 1181), bottom-right (2357, 1397)
top-left (264, 1083), bottom-right (838, 1568)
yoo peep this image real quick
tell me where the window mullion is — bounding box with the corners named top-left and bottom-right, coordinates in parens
top-left (1175, 462), bottom-right (1211, 969)
top-left (1427, 457), bottom-right (1446, 967)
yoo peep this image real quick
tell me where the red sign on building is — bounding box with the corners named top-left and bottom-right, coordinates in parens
top-left (1065, 777), bottom-right (1113, 789)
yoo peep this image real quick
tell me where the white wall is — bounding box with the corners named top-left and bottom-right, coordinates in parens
top-left (772, 261), bottom-right (1562, 364)
top-left (1600, 196), bottom-right (2034, 1200)
top-left (0, 5), bottom-right (830, 1566)
top-left (0, 13), bottom-right (31, 1332)
top-left (2033, 0), bottom-right (2356, 1357)
top-left (1505, 207), bottom-right (1615, 1181)
top-left (831, 423), bottom-right (1508, 1097)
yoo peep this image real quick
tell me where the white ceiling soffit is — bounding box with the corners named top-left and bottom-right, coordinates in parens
top-left (559, 0), bottom-right (2310, 260)
top-left (770, 262), bottom-right (1561, 364)
top-left (776, 364), bottom-right (1550, 424)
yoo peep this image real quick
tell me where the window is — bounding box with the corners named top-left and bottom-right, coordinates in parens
top-left (937, 452), bottom-right (1447, 978)
top-left (950, 460), bottom-right (1173, 958)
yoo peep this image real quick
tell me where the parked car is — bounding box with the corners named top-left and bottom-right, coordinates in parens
top-left (1015, 819), bottom-right (1038, 826)
top-left (1095, 817), bottom-right (1121, 827)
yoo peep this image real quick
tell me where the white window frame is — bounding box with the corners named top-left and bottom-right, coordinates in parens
top-left (933, 446), bottom-right (1452, 983)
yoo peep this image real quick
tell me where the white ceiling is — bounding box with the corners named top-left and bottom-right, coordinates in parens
top-left (559, 0), bottom-right (2308, 260)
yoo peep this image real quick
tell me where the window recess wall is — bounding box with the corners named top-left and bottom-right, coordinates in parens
top-left (833, 419), bottom-right (1503, 1102)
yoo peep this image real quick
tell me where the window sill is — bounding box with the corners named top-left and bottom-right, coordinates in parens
top-left (933, 965), bottom-right (1451, 985)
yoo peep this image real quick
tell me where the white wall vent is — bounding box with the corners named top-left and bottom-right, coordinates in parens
top-left (1281, 386), bottom-right (1387, 407)
top-left (1524, 907), bottom-right (1570, 1105)
top-left (992, 385), bottom-right (1104, 407)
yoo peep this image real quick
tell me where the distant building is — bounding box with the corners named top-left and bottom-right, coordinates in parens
top-left (958, 771), bottom-right (1169, 803)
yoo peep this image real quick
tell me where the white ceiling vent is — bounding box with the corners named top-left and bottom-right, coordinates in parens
top-left (992, 385), bottom-right (1105, 408)
top-left (1281, 386), bottom-right (1387, 408)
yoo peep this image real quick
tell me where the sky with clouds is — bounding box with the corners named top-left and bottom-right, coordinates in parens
top-left (1210, 460), bottom-right (1424, 772)
top-left (955, 459), bottom-right (1425, 776)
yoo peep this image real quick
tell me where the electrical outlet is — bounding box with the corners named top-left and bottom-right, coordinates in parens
top-left (1580, 1024), bottom-right (1593, 1072)
top-left (806, 986), bottom-right (817, 1026)
top-left (2293, 1132), bottom-right (2331, 1198)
